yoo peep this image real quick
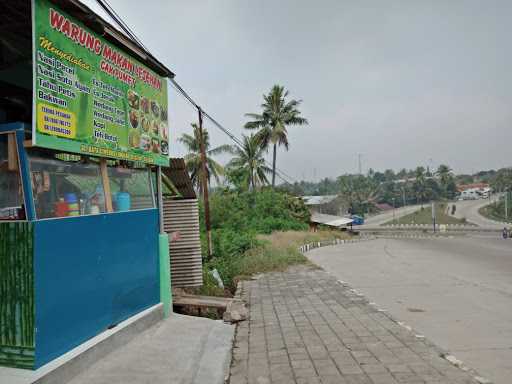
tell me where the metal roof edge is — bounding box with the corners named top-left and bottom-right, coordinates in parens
top-left (51, 0), bottom-right (175, 79)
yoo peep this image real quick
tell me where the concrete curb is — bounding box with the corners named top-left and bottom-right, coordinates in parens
top-left (362, 224), bottom-right (501, 234)
top-left (300, 242), bottom-right (494, 383)
top-left (298, 235), bottom-right (376, 253)
top-left (376, 233), bottom-right (460, 240)
top-left (191, 321), bottom-right (235, 384)
top-left (332, 280), bottom-right (494, 383)
top-left (32, 304), bottom-right (163, 384)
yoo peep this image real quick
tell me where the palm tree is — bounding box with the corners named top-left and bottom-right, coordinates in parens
top-left (178, 123), bottom-right (231, 194)
top-left (227, 134), bottom-right (272, 191)
top-left (414, 166), bottom-right (427, 205)
top-left (244, 85), bottom-right (308, 187)
top-left (436, 164), bottom-right (454, 198)
top-left (337, 174), bottom-right (379, 215)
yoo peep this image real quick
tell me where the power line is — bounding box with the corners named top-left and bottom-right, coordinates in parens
top-left (95, 0), bottom-right (298, 186)
top-left (169, 79), bottom-right (298, 185)
top-left (96, 0), bottom-right (148, 51)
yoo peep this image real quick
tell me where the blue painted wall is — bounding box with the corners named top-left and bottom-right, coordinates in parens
top-left (33, 209), bottom-right (159, 368)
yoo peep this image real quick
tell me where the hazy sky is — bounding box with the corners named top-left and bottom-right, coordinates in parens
top-left (84, 0), bottom-right (511, 181)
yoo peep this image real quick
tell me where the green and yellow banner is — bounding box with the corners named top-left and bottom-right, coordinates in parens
top-left (33, 0), bottom-right (169, 165)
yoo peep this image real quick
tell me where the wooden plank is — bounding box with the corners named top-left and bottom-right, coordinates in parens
top-left (99, 159), bottom-right (113, 213)
top-left (173, 294), bottom-right (233, 309)
top-left (7, 134), bottom-right (17, 172)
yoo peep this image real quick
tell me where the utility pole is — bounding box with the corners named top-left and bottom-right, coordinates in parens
top-left (392, 198), bottom-right (396, 224)
top-left (431, 201), bottom-right (436, 233)
top-left (197, 107), bottom-right (212, 258)
top-left (358, 153), bottom-right (362, 175)
top-left (506, 190), bottom-right (509, 222)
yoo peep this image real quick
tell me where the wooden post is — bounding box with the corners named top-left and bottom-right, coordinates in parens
top-left (99, 158), bottom-right (113, 213)
top-left (7, 134), bottom-right (18, 171)
top-left (197, 107), bottom-right (212, 258)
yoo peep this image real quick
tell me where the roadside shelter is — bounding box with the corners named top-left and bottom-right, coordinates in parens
top-left (309, 212), bottom-right (354, 231)
top-left (1, 0), bottom-right (174, 369)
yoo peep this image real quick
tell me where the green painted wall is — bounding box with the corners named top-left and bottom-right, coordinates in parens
top-left (0, 222), bottom-right (35, 369)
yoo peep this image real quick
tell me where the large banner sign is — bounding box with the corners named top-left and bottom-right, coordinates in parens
top-left (33, 0), bottom-right (169, 165)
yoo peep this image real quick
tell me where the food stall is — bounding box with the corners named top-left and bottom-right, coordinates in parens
top-left (0, 0), bottom-right (174, 369)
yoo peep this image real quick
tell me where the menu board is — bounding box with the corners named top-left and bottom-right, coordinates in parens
top-left (32, 0), bottom-right (169, 166)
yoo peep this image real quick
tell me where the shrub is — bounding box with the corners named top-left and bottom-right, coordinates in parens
top-left (198, 189), bottom-right (313, 293)
top-left (209, 188), bottom-right (309, 233)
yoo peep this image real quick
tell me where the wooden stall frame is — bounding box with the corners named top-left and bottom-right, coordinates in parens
top-left (99, 158), bottom-right (113, 213)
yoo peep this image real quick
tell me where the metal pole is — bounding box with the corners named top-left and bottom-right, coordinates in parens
top-left (157, 165), bottom-right (171, 317)
top-left (392, 198), bottom-right (396, 224)
top-left (432, 201), bottom-right (436, 233)
top-left (157, 166), bottom-right (164, 233)
top-left (198, 107), bottom-right (212, 258)
top-left (506, 190), bottom-right (509, 221)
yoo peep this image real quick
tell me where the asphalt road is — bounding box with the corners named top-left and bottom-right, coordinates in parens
top-left (450, 198), bottom-right (505, 228)
top-left (307, 237), bottom-right (512, 384)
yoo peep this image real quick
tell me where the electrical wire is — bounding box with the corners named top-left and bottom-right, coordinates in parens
top-left (169, 79), bottom-right (298, 185)
top-left (94, 0), bottom-right (298, 186)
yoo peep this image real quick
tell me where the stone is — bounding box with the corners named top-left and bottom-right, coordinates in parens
top-left (224, 300), bottom-right (249, 323)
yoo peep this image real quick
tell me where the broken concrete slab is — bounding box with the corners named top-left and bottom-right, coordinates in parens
top-left (67, 314), bottom-right (234, 384)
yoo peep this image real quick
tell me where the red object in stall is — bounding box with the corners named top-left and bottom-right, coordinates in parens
top-left (55, 200), bottom-right (69, 217)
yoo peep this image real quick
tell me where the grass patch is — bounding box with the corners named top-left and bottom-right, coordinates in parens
top-left (479, 202), bottom-right (510, 223)
top-left (258, 229), bottom-right (351, 248)
top-left (198, 230), bottom-right (352, 296)
top-left (382, 203), bottom-right (468, 225)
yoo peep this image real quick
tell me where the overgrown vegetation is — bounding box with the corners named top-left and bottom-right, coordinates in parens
top-left (200, 189), bottom-right (308, 293)
top-left (196, 189), bottom-right (349, 296)
top-left (199, 227), bottom-right (350, 296)
top-left (383, 203), bottom-right (469, 225)
top-left (479, 200), bottom-right (511, 223)
top-left (281, 165), bottom-right (460, 215)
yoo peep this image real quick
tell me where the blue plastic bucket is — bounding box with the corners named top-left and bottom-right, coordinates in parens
top-left (64, 193), bottom-right (78, 203)
top-left (115, 192), bottom-right (131, 212)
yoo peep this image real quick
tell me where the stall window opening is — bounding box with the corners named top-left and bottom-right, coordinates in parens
top-left (29, 152), bottom-right (107, 219)
top-left (28, 150), bottom-right (156, 219)
top-left (108, 165), bottom-right (155, 211)
top-left (0, 133), bottom-right (25, 220)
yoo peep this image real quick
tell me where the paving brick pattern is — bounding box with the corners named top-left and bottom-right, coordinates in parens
top-left (229, 266), bottom-right (481, 384)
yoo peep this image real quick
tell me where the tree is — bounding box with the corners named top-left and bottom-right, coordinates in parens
top-left (244, 85), bottom-right (308, 187)
top-left (413, 166), bottom-right (428, 205)
top-left (436, 164), bottom-right (455, 199)
top-left (492, 168), bottom-right (512, 192)
top-left (178, 123), bottom-right (231, 194)
top-left (384, 169), bottom-right (396, 182)
top-left (397, 168), bottom-right (408, 180)
top-left (227, 134), bottom-right (272, 191)
top-left (337, 174), bottom-right (379, 215)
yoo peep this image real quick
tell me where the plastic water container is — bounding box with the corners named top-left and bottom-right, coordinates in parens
top-left (65, 193), bottom-right (80, 216)
top-left (64, 193), bottom-right (78, 203)
top-left (115, 192), bottom-right (131, 212)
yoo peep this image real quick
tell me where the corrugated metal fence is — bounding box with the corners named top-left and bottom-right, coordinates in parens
top-left (163, 197), bottom-right (203, 287)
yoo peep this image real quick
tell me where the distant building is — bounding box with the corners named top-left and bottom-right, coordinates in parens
top-left (456, 183), bottom-right (489, 192)
top-left (302, 195), bottom-right (348, 216)
top-left (309, 212), bottom-right (353, 231)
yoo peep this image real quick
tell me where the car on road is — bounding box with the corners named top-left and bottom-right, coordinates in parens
top-left (351, 215), bottom-right (365, 225)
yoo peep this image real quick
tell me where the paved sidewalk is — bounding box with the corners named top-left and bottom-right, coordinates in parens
top-left (229, 266), bottom-right (483, 384)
